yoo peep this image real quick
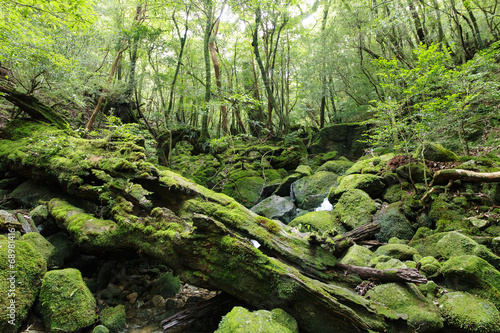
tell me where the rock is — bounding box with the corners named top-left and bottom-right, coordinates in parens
top-left (414, 142), bottom-right (458, 162)
top-left (334, 189), bottom-right (377, 230)
top-left (374, 203), bottom-right (415, 243)
top-left (374, 244), bottom-right (419, 261)
top-left (288, 211), bottom-right (346, 234)
top-left (150, 272), bottom-right (181, 299)
top-left (428, 194), bottom-right (466, 229)
top-left (10, 180), bottom-right (64, 207)
top-left (308, 123), bottom-right (368, 160)
top-left (46, 232), bottom-right (76, 263)
top-left (101, 283), bottom-right (123, 299)
top-left (441, 255), bottom-right (500, 307)
top-left (291, 171), bottom-right (338, 210)
top-left (150, 295), bottom-right (166, 308)
top-left (396, 162), bottom-right (433, 184)
top-left (294, 165), bottom-right (313, 176)
top-left (382, 184), bottom-right (406, 203)
top-left (126, 292), bottom-right (138, 304)
top-left (328, 174), bottom-right (384, 204)
top-left (92, 325), bottom-right (109, 333)
top-left (250, 195), bottom-right (296, 224)
top-left (21, 232), bottom-right (63, 269)
top-left (469, 216), bottom-right (489, 229)
top-left (215, 306), bottom-right (298, 333)
top-left (38, 268), bottom-right (96, 332)
top-left (100, 305), bottom-right (126, 332)
top-left (0, 239), bottom-right (47, 332)
top-left (30, 205), bottom-right (49, 225)
top-left (224, 176), bottom-right (266, 208)
top-left (273, 173), bottom-right (302, 197)
top-left (339, 244), bottom-right (376, 267)
top-left (373, 258), bottom-right (407, 270)
top-left (418, 256), bottom-right (441, 277)
top-left (345, 153), bottom-right (394, 175)
top-left (316, 160), bottom-right (354, 175)
top-left (439, 292), bottom-right (500, 333)
top-left (366, 283), bottom-right (443, 332)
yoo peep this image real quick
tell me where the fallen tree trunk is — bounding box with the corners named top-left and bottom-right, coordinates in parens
top-left (0, 120), bottom-right (388, 332)
top-left (336, 263), bottom-right (427, 284)
top-left (431, 169), bottom-right (500, 186)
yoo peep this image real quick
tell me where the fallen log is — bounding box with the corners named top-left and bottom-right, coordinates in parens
top-left (0, 120), bottom-right (389, 333)
top-left (336, 263), bottom-right (428, 284)
top-left (430, 169), bottom-right (500, 186)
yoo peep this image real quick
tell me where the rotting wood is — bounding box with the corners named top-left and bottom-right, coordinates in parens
top-left (430, 169), bottom-right (500, 186)
top-left (336, 263), bottom-right (428, 284)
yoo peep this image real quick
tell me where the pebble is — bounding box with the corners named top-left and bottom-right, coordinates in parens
top-left (126, 292), bottom-right (138, 304)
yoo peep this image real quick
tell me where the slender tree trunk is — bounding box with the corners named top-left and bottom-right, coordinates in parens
top-left (200, 0), bottom-right (213, 142)
top-left (319, 1), bottom-right (330, 129)
top-left (209, 19), bottom-right (228, 136)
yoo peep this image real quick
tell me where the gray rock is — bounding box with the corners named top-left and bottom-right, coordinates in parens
top-left (251, 195), bottom-right (296, 224)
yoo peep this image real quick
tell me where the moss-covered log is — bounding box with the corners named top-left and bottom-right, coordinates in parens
top-left (0, 120), bottom-right (390, 332)
top-left (431, 169), bottom-right (500, 186)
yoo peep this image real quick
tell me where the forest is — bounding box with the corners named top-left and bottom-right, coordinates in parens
top-left (1, 0), bottom-right (500, 332)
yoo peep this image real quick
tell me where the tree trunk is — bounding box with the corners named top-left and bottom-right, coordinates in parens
top-left (0, 119), bottom-right (392, 333)
top-left (209, 19), bottom-right (228, 136)
top-left (431, 169), bottom-right (500, 186)
top-left (200, 0), bottom-right (213, 143)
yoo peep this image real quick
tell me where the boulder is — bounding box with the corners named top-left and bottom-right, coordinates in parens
top-left (414, 143), bottom-right (458, 162)
top-left (334, 189), bottom-right (377, 230)
top-left (273, 173), bottom-right (302, 197)
top-left (308, 123), bottom-right (368, 160)
top-left (150, 272), bottom-right (181, 299)
top-left (38, 268), bottom-right (97, 332)
top-left (251, 195), bottom-right (296, 224)
top-left (339, 244), bottom-right (376, 267)
top-left (345, 153), bottom-right (394, 175)
top-left (294, 165), bottom-right (313, 176)
top-left (0, 239), bottom-right (46, 332)
top-left (225, 176), bottom-right (266, 208)
top-left (439, 292), bottom-right (500, 333)
top-left (328, 174), bottom-right (384, 204)
top-left (395, 163), bottom-right (432, 184)
top-left (374, 203), bottom-right (415, 243)
top-left (373, 258), bottom-right (407, 270)
top-left (418, 256), bottom-right (441, 277)
top-left (100, 305), bottom-right (126, 332)
top-left (30, 205), bottom-right (48, 225)
top-left (366, 283), bottom-right (443, 332)
top-left (21, 232), bottom-right (63, 269)
top-left (288, 211), bottom-right (346, 234)
top-left (215, 306), bottom-right (298, 333)
top-left (316, 160), bottom-right (354, 175)
top-left (291, 171), bottom-right (337, 210)
top-left (374, 244), bottom-right (419, 261)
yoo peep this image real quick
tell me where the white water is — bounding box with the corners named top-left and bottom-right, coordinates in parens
top-left (314, 197), bottom-right (334, 211)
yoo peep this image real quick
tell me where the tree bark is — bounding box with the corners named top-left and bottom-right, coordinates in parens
top-left (209, 19), bottom-right (228, 136)
top-left (430, 169), bottom-right (500, 186)
top-left (336, 264), bottom-right (428, 284)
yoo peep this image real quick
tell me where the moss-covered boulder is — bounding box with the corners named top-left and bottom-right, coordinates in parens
top-left (46, 232), bottom-right (76, 263)
top-left (92, 325), bottom-right (109, 333)
top-left (215, 306), bottom-right (298, 333)
top-left (308, 123), bottom-right (368, 160)
top-left (382, 184), bottom-right (407, 203)
top-left (30, 205), bottom-right (49, 225)
top-left (339, 244), bottom-right (376, 267)
top-left (21, 232), bottom-right (62, 269)
top-left (316, 160), bottom-right (354, 175)
top-left (428, 194), bottom-right (466, 230)
top-left (396, 162), bottom-right (432, 184)
top-left (294, 165), bottom-right (313, 176)
top-left (367, 283), bottom-right (443, 332)
top-left (0, 239), bottom-right (46, 333)
top-left (374, 203), bottom-right (415, 243)
top-left (250, 195), bottom-right (296, 224)
top-left (223, 176), bottom-right (266, 208)
top-left (345, 153), bottom-right (394, 175)
top-left (100, 305), bottom-right (126, 332)
top-left (440, 255), bottom-right (500, 307)
top-left (415, 143), bottom-right (458, 162)
top-left (328, 174), bottom-right (384, 204)
top-left (374, 244), bottom-right (419, 261)
top-left (291, 171), bottom-right (337, 210)
top-left (373, 258), bottom-right (408, 270)
top-left (38, 268), bottom-right (97, 332)
top-left (418, 256), bottom-right (441, 277)
top-left (288, 210), bottom-right (346, 234)
top-left (150, 272), bottom-right (181, 299)
top-left (439, 292), bottom-right (500, 333)
top-left (273, 173), bottom-right (302, 197)
top-left (334, 189), bottom-right (377, 230)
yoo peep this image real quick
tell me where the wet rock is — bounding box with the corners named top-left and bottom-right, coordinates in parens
top-left (439, 292), bottom-right (500, 333)
top-left (273, 173), bottom-right (302, 197)
top-left (291, 171), bottom-right (338, 210)
top-left (38, 268), bottom-right (96, 332)
top-left (126, 292), bottom-right (138, 304)
top-left (215, 306), bottom-right (298, 333)
top-left (250, 195), bottom-right (296, 224)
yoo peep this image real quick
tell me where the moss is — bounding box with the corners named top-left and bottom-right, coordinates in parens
top-left (415, 142), bottom-right (458, 162)
top-left (21, 232), bottom-right (63, 269)
top-left (382, 184), bottom-right (406, 203)
top-left (329, 174), bottom-right (384, 204)
top-left (374, 244), bottom-right (419, 261)
top-left (0, 239), bottom-right (46, 332)
top-left (339, 244), bottom-right (376, 267)
top-left (439, 292), bottom-right (500, 333)
top-left (292, 171), bottom-right (338, 210)
top-left (316, 159), bottom-right (354, 175)
top-left (346, 153), bottom-right (394, 175)
top-left (150, 272), bottom-right (181, 298)
top-left (374, 203), bottom-right (415, 243)
top-left (288, 211), bottom-right (345, 234)
top-left (100, 305), bottom-right (126, 332)
top-left (367, 283), bottom-right (443, 332)
top-left (428, 194), bottom-right (466, 228)
top-left (334, 189), bottom-right (377, 230)
top-left (92, 325), bottom-right (109, 333)
top-left (294, 165), bottom-right (313, 176)
top-left (395, 162), bottom-right (432, 184)
top-left (39, 268), bottom-right (96, 332)
top-left (373, 258), bottom-right (407, 270)
top-left (215, 306), bottom-right (298, 333)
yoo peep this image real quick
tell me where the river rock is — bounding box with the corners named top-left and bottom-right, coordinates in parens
top-left (250, 195), bottom-right (296, 224)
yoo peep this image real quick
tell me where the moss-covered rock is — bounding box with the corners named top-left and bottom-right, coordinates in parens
top-left (339, 244), bottom-right (376, 267)
top-left (428, 194), bottom-right (466, 230)
top-left (21, 232), bottom-right (62, 269)
top-left (382, 184), bottom-right (407, 203)
top-left (223, 176), bottom-right (266, 208)
top-left (100, 305), bottom-right (126, 332)
top-left (367, 283), bottom-right (443, 332)
top-left (273, 173), bottom-right (302, 197)
top-left (345, 153), bottom-right (394, 175)
top-left (440, 255), bottom-right (500, 308)
top-left (92, 325), bottom-right (109, 333)
top-left (30, 205), bottom-right (48, 225)
top-left (308, 123), bottom-right (369, 160)
top-left (328, 174), bottom-right (384, 204)
top-left (294, 165), bottom-right (313, 176)
top-left (0, 239), bottom-right (46, 333)
top-left (374, 244), bottom-right (419, 261)
top-left (288, 211), bottom-right (346, 234)
top-left (38, 268), bottom-right (97, 332)
top-left (415, 143), bottom-right (458, 162)
top-left (334, 189), bottom-right (377, 230)
top-left (396, 162), bottom-right (432, 184)
top-left (418, 256), bottom-right (441, 277)
top-left (374, 203), bottom-right (415, 243)
top-left (215, 306), bottom-right (298, 333)
top-left (374, 258), bottom-right (407, 270)
top-left (250, 195), bottom-right (296, 224)
top-left (316, 160), bottom-right (354, 175)
top-left (439, 292), bottom-right (500, 333)
top-left (46, 232), bottom-right (76, 263)
top-left (150, 272), bottom-right (181, 299)
top-left (291, 171), bottom-right (337, 210)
